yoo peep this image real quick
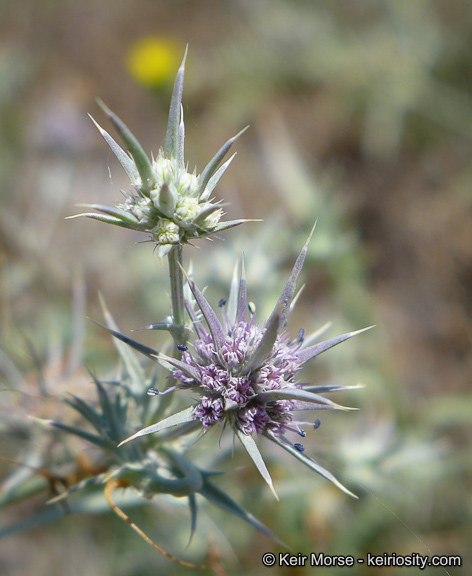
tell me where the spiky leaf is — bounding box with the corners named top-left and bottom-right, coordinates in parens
top-left (165, 47), bottom-right (187, 159)
top-left (235, 428), bottom-right (278, 500)
top-left (267, 434), bottom-right (357, 498)
top-left (296, 326), bottom-right (374, 365)
top-left (97, 99), bottom-right (156, 193)
top-left (118, 407), bottom-right (196, 446)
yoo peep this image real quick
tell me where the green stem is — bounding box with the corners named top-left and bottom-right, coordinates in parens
top-left (166, 244), bottom-right (190, 405)
top-left (167, 245), bottom-right (186, 338)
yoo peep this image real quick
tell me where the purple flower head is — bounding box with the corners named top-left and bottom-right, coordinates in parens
top-left (120, 226), bottom-right (373, 498)
top-left (174, 228), bottom-right (370, 443)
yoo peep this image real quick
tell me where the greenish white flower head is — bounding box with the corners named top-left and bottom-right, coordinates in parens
top-left (72, 48), bottom-right (251, 257)
top-left (116, 150), bottom-right (224, 255)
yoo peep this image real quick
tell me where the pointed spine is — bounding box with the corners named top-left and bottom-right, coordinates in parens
top-left (118, 407), bottom-right (196, 446)
top-left (180, 266), bottom-right (225, 349)
top-left (184, 299), bottom-right (208, 340)
top-left (178, 104), bottom-right (185, 169)
top-left (236, 258), bottom-right (248, 325)
top-left (197, 126), bottom-right (249, 199)
top-left (165, 46), bottom-right (188, 159)
top-left (266, 222), bottom-right (316, 330)
top-left (96, 99), bottom-right (156, 193)
top-left (226, 257), bottom-right (241, 327)
top-left (235, 428), bottom-right (278, 500)
top-left (88, 115), bottom-right (139, 185)
top-left (200, 153), bottom-right (237, 201)
top-left (241, 306), bottom-right (281, 375)
top-left (296, 326), bottom-right (374, 364)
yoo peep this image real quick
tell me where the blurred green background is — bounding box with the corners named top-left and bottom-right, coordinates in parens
top-left (1, 0), bottom-right (471, 574)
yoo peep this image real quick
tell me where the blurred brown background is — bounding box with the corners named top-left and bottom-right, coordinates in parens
top-left (1, 1), bottom-right (471, 575)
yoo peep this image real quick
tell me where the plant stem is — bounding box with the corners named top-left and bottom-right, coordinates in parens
top-left (167, 244), bottom-right (185, 335)
top-left (163, 245), bottom-right (189, 401)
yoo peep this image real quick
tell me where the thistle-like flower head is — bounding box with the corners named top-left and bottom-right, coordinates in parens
top-left (71, 48), bottom-right (252, 256)
top-left (119, 226), bottom-right (372, 498)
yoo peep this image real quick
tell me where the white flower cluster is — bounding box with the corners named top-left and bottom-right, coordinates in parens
top-left (119, 152), bottom-right (223, 256)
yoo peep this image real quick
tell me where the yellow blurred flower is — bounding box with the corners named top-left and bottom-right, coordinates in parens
top-left (126, 37), bottom-right (181, 88)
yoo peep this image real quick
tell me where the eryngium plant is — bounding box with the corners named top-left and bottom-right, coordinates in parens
top-left (1, 47), bottom-right (371, 567)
